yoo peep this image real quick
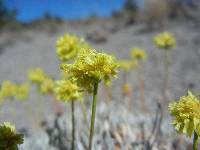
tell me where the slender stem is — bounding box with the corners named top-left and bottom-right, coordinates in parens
top-left (88, 82), bottom-right (99, 150)
top-left (138, 65), bottom-right (147, 112)
top-left (163, 50), bottom-right (170, 102)
top-left (71, 100), bottom-right (75, 150)
top-left (193, 131), bottom-right (199, 150)
top-left (122, 71), bottom-right (127, 98)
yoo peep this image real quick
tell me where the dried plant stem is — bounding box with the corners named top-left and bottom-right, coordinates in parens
top-left (71, 100), bottom-right (75, 150)
top-left (193, 131), bottom-right (199, 150)
top-left (88, 82), bottom-right (99, 150)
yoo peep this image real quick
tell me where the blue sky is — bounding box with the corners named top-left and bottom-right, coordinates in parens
top-left (4, 0), bottom-right (126, 22)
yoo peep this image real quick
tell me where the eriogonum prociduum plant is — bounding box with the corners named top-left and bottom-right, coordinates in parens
top-left (169, 91), bottom-right (200, 150)
top-left (154, 32), bottom-right (176, 102)
top-left (0, 122), bottom-right (24, 150)
top-left (61, 48), bottom-right (119, 150)
top-left (56, 33), bottom-right (90, 62)
top-left (54, 79), bottom-right (82, 150)
top-left (55, 34), bottom-right (91, 150)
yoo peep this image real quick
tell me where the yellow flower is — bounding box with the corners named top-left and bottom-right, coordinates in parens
top-left (40, 77), bottom-right (54, 94)
top-left (169, 91), bottom-right (200, 137)
top-left (0, 122), bottom-right (24, 149)
top-left (61, 49), bottom-right (119, 92)
top-left (0, 80), bottom-right (17, 99)
top-left (131, 48), bottom-right (146, 61)
top-left (118, 60), bottom-right (137, 72)
top-left (54, 80), bottom-right (82, 101)
top-left (28, 68), bottom-right (47, 84)
top-left (16, 83), bottom-right (30, 101)
top-left (56, 34), bottom-right (90, 61)
top-left (154, 32), bottom-right (176, 49)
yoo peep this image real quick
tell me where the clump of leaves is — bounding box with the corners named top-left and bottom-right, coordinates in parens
top-left (0, 122), bottom-right (24, 150)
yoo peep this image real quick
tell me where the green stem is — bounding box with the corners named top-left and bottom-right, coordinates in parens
top-left (163, 50), bottom-right (170, 102)
top-left (193, 131), bottom-right (199, 150)
top-left (88, 82), bottom-right (99, 150)
top-left (71, 100), bottom-right (75, 150)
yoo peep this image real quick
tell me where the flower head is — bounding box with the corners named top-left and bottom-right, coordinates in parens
top-left (169, 91), bottom-right (200, 137)
top-left (61, 49), bottom-right (119, 92)
top-left (154, 32), bottom-right (176, 49)
top-left (56, 34), bottom-right (90, 61)
top-left (0, 80), bottom-right (17, 99)
top-left (28, 68), bottom-right (55, 95)
top-left (28, 68), bottom-right (47, 84)
top-left (118, 60), bottom-right (137, 72)
top-left (54, 80), bottom-right (82, 101)
top-left (16, 83), bottom-right (30, 101)
top-left (131, 48), bottom-right (146, 61)
top-left (0, 122), bottom-right (24, 149)
top-left (40, 77), bottom-right (54, 94)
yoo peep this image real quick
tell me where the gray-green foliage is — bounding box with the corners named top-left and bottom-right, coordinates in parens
top-left (0, 124), bottom-right (24, 150)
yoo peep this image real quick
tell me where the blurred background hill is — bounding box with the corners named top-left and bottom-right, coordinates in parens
top-left (0, 0), bottom-right (200, 30)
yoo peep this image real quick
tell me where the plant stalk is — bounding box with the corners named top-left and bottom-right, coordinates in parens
top-left (193, 131), bottom-right (199, 150)
top-left (163, 50), bottom-right (170, 102)
top-left (88, 82), bottom-right (99, 150)
top-left (138, 65), bottom-right (147, 112)
top-left (71, 100), bottom-right (75, 150)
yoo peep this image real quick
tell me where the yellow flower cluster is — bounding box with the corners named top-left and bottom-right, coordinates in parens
top-left (154, 32), bottom-right (176, 49)
top-left (28, 68), bottom-right (54, 95)
top-left (40, 77), bottom-right (54, 94)
top-left (131, 48), bottom-right (146, 61)
top-left (15, 83), bottom-right (30, 101)
top-left (54, 80), bottom-right (82, 101)
top-left (61, 49), bottom-right (119, 92)
top-left (0, 80), bottom-right (17, 99)
top-left (169, 91), bottom-right (200, 137)
top-left (118, 60), bottom-right (137, 72)
top-left (0, 122), bottom-right (24, 149)
top-left (28, 68), bottom-right (46, 84)
top-left (56, 34), bottom-right (90, 61)
top-left (0, 81), bottom-right (30, 103)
